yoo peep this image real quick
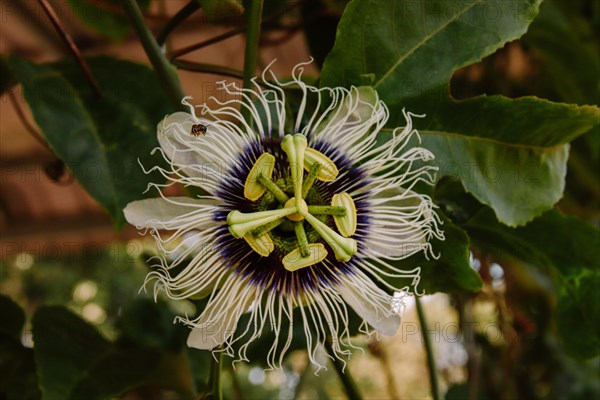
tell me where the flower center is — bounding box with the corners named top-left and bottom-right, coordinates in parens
top-left (227, 134), bottom-right (358, 271)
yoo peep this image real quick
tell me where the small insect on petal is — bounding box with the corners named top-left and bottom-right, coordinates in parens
top-left (190, 124), bottom-right (207, 137)
top-left (282, 243), bottom-right (328, 271)
top-left (243, 232), bottom-right (274, 257)
top-left (304, 147), bottom-right (339, 182)
top-left (332, 192), bottom-right (357, 237)
top-left (244, 153), bottom-right (276, 201)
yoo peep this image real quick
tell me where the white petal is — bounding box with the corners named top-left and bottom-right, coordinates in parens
top-left (157, 112), bottom-right (255, 192)
top-left (157, 112), bottom-right (204, 168)
top-left (337, 276), bottom-right (400, 336)
top-left (124, 197), bottom-right (216, 229)
top-left (363, 187), bottom-right (432, 259)
top-left (187, 279), bottom-right (256, 350)
top-left (311, 86), bottom-right (388, 162)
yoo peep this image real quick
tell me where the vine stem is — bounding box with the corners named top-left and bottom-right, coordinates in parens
top-left (172, 60), bottom-right (244, 79)
top-left (241, 0), bottom-right (264, 124)
top-left (206, 351), bottom-right (223, 400)
top-left (324, 338), bottom-right (363, 400)
top-left (36, 0), bottom-right (101, 97)
top-left (122, 0), bottom-right (186, 111)
top-left (415, 296), bottom-right (441, 400)
top-left (167, 0), bottom-right (302, 61)
top-left (156, 0), bottom-right (201, 46)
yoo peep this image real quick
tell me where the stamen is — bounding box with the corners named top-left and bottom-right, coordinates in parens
top-left (251, 218), bottom-right (285, 237)
top-left (244, 153), bottom-right (276, 201)
top-left (228, 207), bottom-right (298, 238)
top-left (243, 232), bottom-right (274, 257)
top-left (302, 163), bottom-right (321, 198)
top-left (332, 193), bottom-right (357, 237)
top-left (301, 212), bottom-right (357, 262)
top-left (307, 206), bottom-right (347, 216)
top-left (281, 134), bottom-right (307, 202)
top-left (294, 222), bottom-right (310, 257)
top-left (257, 173), bottom-right (289, 204)
top-left (282, 243), bottom-right (328, 271)
top-left (304, 147), bottom-right (339, 182)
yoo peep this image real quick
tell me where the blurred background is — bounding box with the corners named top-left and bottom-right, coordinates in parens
top-left (1, 0), bottom-right (598, 399)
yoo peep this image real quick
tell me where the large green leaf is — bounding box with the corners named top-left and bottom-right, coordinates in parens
top-left (384, 214), bottom-right (482, 294)
top-left (9, 56), bottom-right (169, 227)
top-left (420, 133), bottom-right (569, 226)
top-left (32, 305), bottom-right (197, 399)
top-left (0, 295), bottom-right (25, 339)
top-left (321, 0), bottom-right (543, 123)
top-left (0, 296), bottom-right (41, 400)
top-left (464, 209), bottom-right (600, 359)
top-left (67, 0), bottom-right (151, 41)
top-left (522, 0), bottom-right (600, 106)
top-left (32, 306), bottom-right (112, 400)
top-left (68, 349), bottom-right (195, 400)
top-left (320, 0), bottom-right (600, 225)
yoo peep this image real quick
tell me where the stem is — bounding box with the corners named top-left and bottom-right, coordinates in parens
top-left (207, 351), bottom-right (223, 400)
top-left (36, 0), bottom-right (101, 97)
top-left (415, 296), bottom-right (441, 400)
top-left (324, 338), bottom-right (362, 400)
top-left (122, 0), bottom-right (186, 111)
top-left (172, 60), bottom-right (244, 79)
top-left (156, 0), bottom-right (201, 46)
top-left (241, 0), bottom-right (264, 124)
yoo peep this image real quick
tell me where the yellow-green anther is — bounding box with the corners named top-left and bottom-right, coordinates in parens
top-left (243, 232), bottom-right (274, 257)
top-left (252, 218), bottom-right (285, 237)
top-left (294, 222), bottom-right (310, 257)
top-left (302, 162), bottom-right (321, 198)
top-left (257, 174), bottom-right (289, 204)
top-left (302, 212), bottom-right (357, 262)
top-left (244, 153), bottom-right (276, 201)
top-left (304, 147), bottom-right (339, 182)
top-left (228, 207), bottom-right (298, 238)
top-left (282, 243), bottom-right (328, 272)
top-left (332, 193), bottom-right (357, 237)
top-left (281, 134), bottom-right (307, 202)
top-left (307, 206), bottom-right (347, 216)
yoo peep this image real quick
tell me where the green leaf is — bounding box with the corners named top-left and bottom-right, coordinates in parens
top-left (32, 306), bottom-right (111, 400)
top-left (32, 305), bottom-right (197, 399)
top-left (0, 295), bottom-right (25, 339)
top-left (464, 209), bottom-right (600, 359)
top-left (0, 56), bottom-right (16, 96)
top-left (0, 297), bottom-right (41, 400)
top-left (420, 133), bottom-right (569, 226)
top-left (68, 349), bottom-right (196, 400)
top-left (321, 0), bottom-right (600, 225)
top-left (9, 56), bottom-right (169, 227)
top-left (67, 0), bottom-right (150, 42)
top-left (423, 96), bottom-right (599, 148)
top-left (556, 270), bottom-right (600, 360)
top-left (522, 0), bottom-right (600, 105)
top-left (196, 0), bottom-right (244, 21)
top-left (384, 214), bottom-right (482, 294)
top-left (321, 0), bottom-right (542, 120)
top-left (117, 299), bottom-right (188, 351)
